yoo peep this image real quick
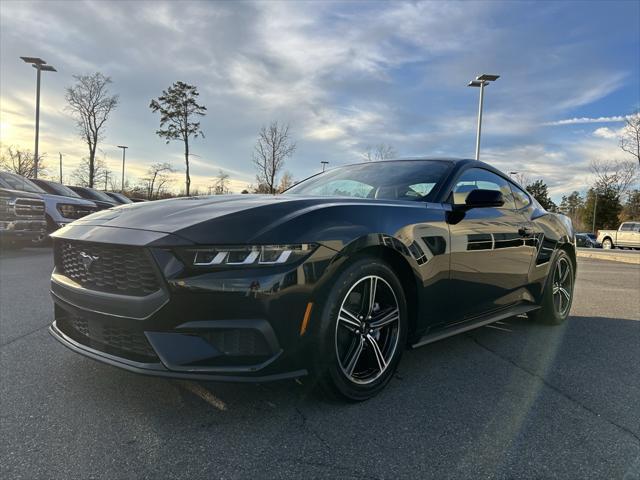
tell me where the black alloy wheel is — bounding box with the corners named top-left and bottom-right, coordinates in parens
top-left (530, 250), bottom-right (575, 325)
top-left (315, 257), bottom-right (407, 401)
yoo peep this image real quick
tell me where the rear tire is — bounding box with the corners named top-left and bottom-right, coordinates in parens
top-left (313, 257), bottom-right (408, 401)
top-left (529, 250), bottom-right (575, 325)
top-left (602, 238), bottom-right (613, 249)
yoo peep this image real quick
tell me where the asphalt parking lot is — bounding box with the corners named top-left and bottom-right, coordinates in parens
top-left (1, 249), bottom-right (639, 480)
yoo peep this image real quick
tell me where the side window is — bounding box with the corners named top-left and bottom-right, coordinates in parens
top-left (510, 182), bottom-right (531, 209)
top-left (620, 223), bottom-right (632, 231)
top-left (452, 168), bottom-right (516, 209)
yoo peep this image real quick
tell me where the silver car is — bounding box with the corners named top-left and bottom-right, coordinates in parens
top-left (0, 172), bottom-right (98, 237)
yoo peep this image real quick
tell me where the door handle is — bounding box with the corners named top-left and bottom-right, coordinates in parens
top-left (518, 225), bottom-right (533, 237)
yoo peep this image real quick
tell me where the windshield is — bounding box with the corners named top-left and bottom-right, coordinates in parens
top-left (74, 187), bottom-right (115, 202)
top-left (34, 180), bottom-right (82, 198)
top-left (285, 160), bottom-right (452, 201)
top-left (109, 192), bottom-right (132, 203)
top-left (0, 171), bottom-right (47, 194)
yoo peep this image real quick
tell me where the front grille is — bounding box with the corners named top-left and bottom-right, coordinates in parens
top-left (14, 198), bottom-right (45, 218)
top-left (102, 325), bottom-right (157, 359)
top-left (58, 312), bottom-right (158, 362)
top-left (56, 240), bottom-right (161, 296)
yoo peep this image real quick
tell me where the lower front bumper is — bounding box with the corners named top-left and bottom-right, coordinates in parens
top-left (49, 321), bottom-right (308, 383)
top-left (0, 225), bottom-right (45, 244)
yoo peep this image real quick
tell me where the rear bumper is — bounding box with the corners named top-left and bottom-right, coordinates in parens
top-left (49, 321), bottom-right (307, 382)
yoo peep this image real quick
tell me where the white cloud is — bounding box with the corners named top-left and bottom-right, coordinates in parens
top-left (544, 115), bottom-right (630, 126)
top-left (592, 127), bottom-right (619, 139)
top-left (0, 0), bottom-right (638, 194)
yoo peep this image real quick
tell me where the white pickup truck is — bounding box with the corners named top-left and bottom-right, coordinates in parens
top-left (596, 222), bottom-right (640, 249)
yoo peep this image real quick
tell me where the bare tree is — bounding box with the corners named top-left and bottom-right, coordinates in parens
top-left (150, 82), bottom-right (206, 196)
top-left (142, 162), bottom-right (174, 200)
top-left (362, 143), bottom-right (397, 162)
top-left (0, 146), bottom-right (44, 178)
top-left (510, 172), bottom-right (529, 187)
top-left (619, 111), bottom-right (640, 165)
top-left (278, 171), bottom-right (295, 193)
top-left (71, 157), bottom-right (110, 188)
top-left (590, 159), bottom-right (638, 197)
top-left (65, 73), bottom-right (119, 188)
top-left (213, 169), bottom-right (230, 195)
top-left (253, 121), bottom-right (296, 194)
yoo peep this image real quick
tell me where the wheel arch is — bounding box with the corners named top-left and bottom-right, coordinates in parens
top-left (322, 235), bottom-right (421, 342)
top-left (558, 241), bottom-right (577, 274)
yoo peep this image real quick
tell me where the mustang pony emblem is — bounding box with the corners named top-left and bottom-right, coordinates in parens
top-left (79, 252), bottom-right (99, 273)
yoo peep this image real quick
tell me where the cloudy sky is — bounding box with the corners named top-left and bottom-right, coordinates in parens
top-left (1, 0), bottom-right (638, 199)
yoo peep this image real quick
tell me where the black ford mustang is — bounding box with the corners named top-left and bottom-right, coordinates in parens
top-left (49, 159), bottom-right (575, 400)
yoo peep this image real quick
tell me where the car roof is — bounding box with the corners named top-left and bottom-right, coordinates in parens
top-left (358, 158), bottom-right (499, 172)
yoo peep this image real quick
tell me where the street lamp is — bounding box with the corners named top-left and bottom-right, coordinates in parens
top-left (20, 56), bottom-right (57, 179)
top-left (117, 145), bottom-right (128, 192)
top-left (467, 73), bottom-right (499, 161)
top-left (321, 161), bottom-right (329, 172)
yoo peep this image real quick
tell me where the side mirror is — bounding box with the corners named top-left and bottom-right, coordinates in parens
top-left (463, 189), bottom-right (504, 209)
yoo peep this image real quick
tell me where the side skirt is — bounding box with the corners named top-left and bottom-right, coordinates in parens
top-left (410, 303), bottom-right (539, 349)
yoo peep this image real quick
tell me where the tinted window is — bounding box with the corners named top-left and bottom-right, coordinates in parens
top-left (72, 187), bottom-right (114, 202)
top-left (108, 192), bottom-right (132, 203)
top-left (452, 168), bottom-right (516, 209)
top-left (510, 183), bottom-right (531, 209)
top-left (620, 223), bottom-right (633, 231)
top-left (0, 172), bottom-right (46, 194)
top-left (286, 160), bottom-right (451, 201)
top-left (33, 179), bottom-right (81, 198)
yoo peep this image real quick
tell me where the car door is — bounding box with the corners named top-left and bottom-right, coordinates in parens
top-left (446, 168), bottom-right (535, 321)
top-left (632, 223), bottom-right (640, 248)
top-left (617, 223), bottom-right (635, 247)
top-left (621, 222), bottom-right (640, 247)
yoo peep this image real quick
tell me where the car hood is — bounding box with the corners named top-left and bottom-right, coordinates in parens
top-left (0, 188), bottom-right (43, 200)
top-left (57, 194), bottom-right (432, 245)
top-left (41, 193), bottom-right (96, 207)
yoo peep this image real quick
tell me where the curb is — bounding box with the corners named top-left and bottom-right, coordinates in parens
top-left (576, 250), bottom-right (640, 265)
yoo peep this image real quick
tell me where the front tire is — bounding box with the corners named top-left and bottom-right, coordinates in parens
top-left (314, 257), bottom-right (408, 401)
top-left (530, 250), bottom-right (575, 325)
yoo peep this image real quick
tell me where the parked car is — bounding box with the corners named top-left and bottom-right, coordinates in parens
top-left (104, 191), bottom-right (133, 204)
top-left (129, 197), bottom-right (148, 203)
top-left (0, 172), bottom-right (98, 238)
top-left (49, 158), bottom-right (576, 400)
top-left (66, 186), bottom-right (118, 210)
top-left (0, 187), bottom-right (46, 249)
top-left (575, 233), bottom-right (597, 248)
top-left (596, 222), bottom-right (640, 249)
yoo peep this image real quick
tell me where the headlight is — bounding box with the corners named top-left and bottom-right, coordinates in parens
top-left (182, 244), bottom-right (317, 268)
top-left (57, 204), bottom-right (78, 219)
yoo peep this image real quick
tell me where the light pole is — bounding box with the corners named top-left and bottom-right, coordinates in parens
top-left (321, 161), bottom-right (329, 172)
top-left (20, 57), bottom-right (57, 178)
top-left (59, 152), bottom-right (63, 183)
top-left (117, 145), bottom-right (128, 192)
top-left (468, 74), bottom-right (499, 160)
